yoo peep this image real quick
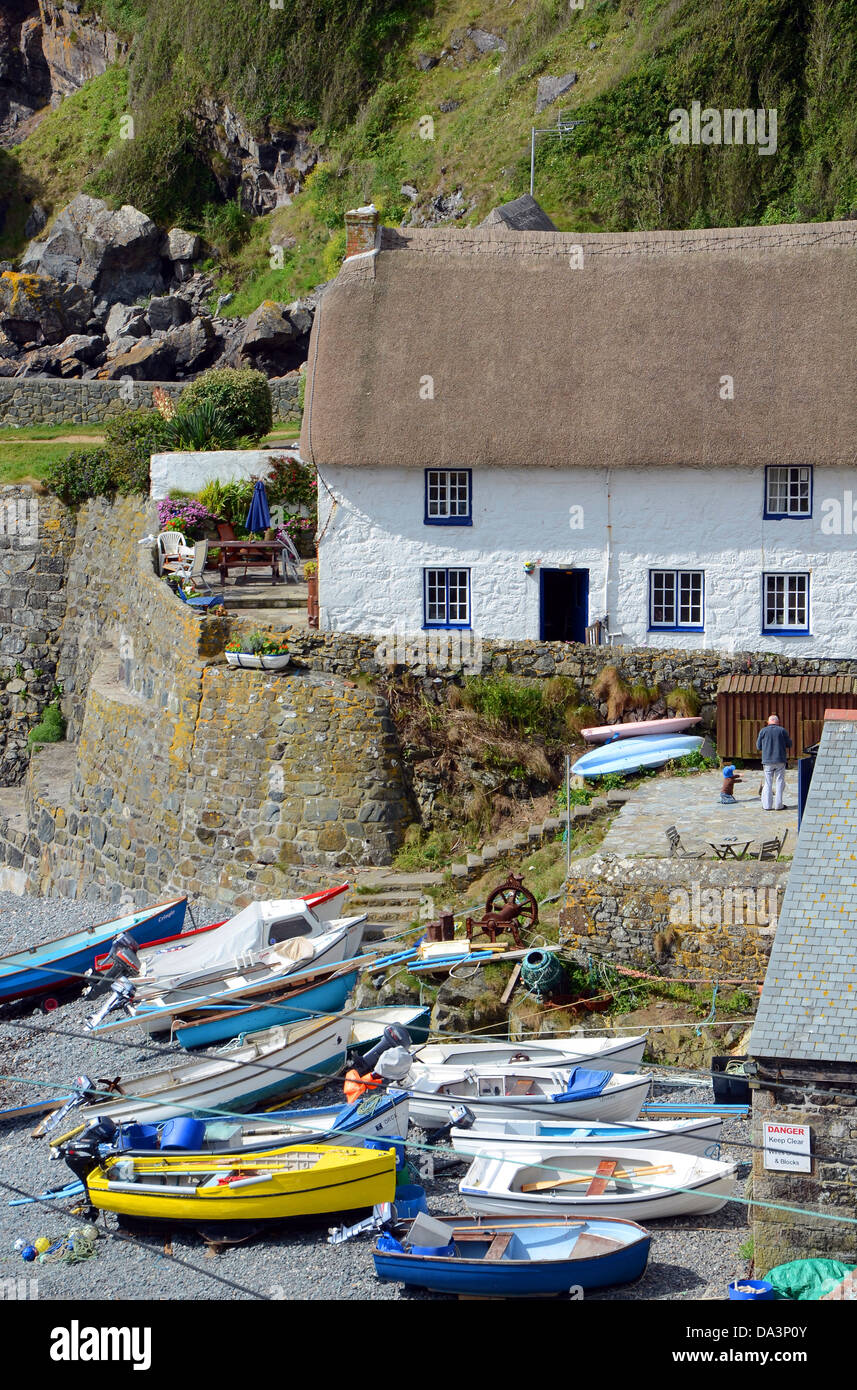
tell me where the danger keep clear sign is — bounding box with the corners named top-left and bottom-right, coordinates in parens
top-left (763, 1122), bottom-right (812, 1173)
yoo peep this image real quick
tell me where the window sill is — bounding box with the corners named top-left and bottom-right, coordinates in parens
top-left (424, 517), bottom-right (473, 527)
top-left (761, 629), bottom-right (812, 637)
top-left (647, 625), bottom-right (705, 634)
top-left (763, 512), bottom-right (812, 521)
top-left (422, 623), bottom-right (472, 631)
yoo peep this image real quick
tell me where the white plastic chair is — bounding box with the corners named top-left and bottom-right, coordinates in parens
top-left (157, 531), bottom-right (193, 575)
top-left (280, 534), bottom-right (302, 583)
top-left (171, 539), bottom-right (213, 592)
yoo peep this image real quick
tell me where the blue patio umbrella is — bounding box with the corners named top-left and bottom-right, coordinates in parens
top-left (245, 479), bottom-right (272, 535)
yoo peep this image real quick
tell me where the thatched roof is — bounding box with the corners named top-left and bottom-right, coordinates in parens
top-left (479, 195), bottom-right (557, 231)
top-left (300, 220), bottom-right (857, 469)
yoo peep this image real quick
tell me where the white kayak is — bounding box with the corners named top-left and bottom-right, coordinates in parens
top-left (450, 1114), bottom-right (722, 1162)
top-left (413, 1035), bottom-right (646, 1074)
top-left (571, 735), bottom-right (704, 779)
top-left (581, 718), bottom-right (701, 744)
top-left (460, 1146), bottom-right (737, 1222)
top-left (401, 1065), bottom-right (650, 1131)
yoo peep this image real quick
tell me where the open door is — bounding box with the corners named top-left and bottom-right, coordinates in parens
top-left (540, 568), bottom-right (589, 642)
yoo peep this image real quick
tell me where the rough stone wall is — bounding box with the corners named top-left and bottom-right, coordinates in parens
top-left (752, 1077), bottom-right (857, 1268)
top-left (559, 854), bottom-right (788, 983)
top-left (0, 485), bottom-right (75, 781)
top-left (0, 375), bottom-right (301, 426)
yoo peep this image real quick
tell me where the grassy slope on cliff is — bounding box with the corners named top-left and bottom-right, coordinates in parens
top-left (4, 1), bottom-right (857, 303)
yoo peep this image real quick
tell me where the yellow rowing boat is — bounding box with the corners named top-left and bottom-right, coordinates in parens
top-left (85, 1143), bottom-right (396, 1222)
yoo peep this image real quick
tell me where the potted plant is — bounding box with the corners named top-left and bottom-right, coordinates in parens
top-left (305, 559), bottom-right (319, 629)
top-left (225, 630), bottom-right (291, 670)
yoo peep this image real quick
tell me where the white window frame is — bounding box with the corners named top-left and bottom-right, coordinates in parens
top-left (423, 567), bottom-right (471, 628)
top-left (765, 466), bottom-right (812, 518)
top-left (425, 470), bottom-right (472, 525)
top-left (762, 572), bottom-right (810, 634)
top-left (649, 569), bottom-right (704, 631)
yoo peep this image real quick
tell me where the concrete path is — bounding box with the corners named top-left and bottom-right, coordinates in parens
top-left (599, 767), bottom-right (799, 859)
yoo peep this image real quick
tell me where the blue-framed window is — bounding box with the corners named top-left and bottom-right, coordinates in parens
top-left (762, 572), bottom-right (810, 634)
top-left (764, 466), bottom-right (812, 519)
top-left (648, 570), bottom-right (704, 631)
top-left (423, 568), bottom-right (471, 628)
top-left (424, 469), bottom-right (472, 525)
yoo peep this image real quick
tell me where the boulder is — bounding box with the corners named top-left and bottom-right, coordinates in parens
top-left (54, 333), bottom-right (105, 365)
top-left (21, 195), bottom-right (165, 305)
top-left (104, 333), bottom-right (142, 360)
top-left (285, 301), bottom-right (314, 337)
top-left (535, 72), bottom-right (578, 114)
top-left (100, 338), bottom-right (176, 380)
top-left (0, 269), bottom-right (93, 346)
top-left (104, 302), bottom-right (149, 342)
top-left (163, 227), bottom-right (201, 261)
top-left (467, 27), bottom-right (507, 53)
top-left (23, 203), bottom-right (48, 239)
top-left (163, 317), bottom-right (217, 373)
top-left (416, 53), bottom-right (439, 71)
top-left (241, 300), bottom-right (295, 353)
top-left (146, 294), bottom-right (192, 332)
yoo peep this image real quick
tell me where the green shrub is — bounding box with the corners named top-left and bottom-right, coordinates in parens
top-left (179, 368), bottom-right (273, 443)
top-left (460, 675), bottom-right (546, 734)
top-left (165, 402), bottom-right (249, 451)
top-left (28, 700), bottom-right (66, 748)
top-left (43, 447), bottom-right (115, 505)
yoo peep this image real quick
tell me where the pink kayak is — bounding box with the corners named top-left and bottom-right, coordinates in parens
top-left (581, 717), bottom-right (702, 744)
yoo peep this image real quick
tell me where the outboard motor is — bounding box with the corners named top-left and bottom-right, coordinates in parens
top-left (62, 1139), bottom-right (102, 1185)
top-left (361, 1024), bottom-right (412, 1072)
top-left (41, 1075), bottom-right (95, 1136)
top-left (373, 1047), bottom-right (414, 1084)
top-left (86, 977), bottom-right (136, 1031)
top-left (83, 934), bottom-right (141, 998)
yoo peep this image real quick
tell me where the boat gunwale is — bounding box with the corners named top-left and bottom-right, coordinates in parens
top-left (0, 896), bottom-right (187, 974)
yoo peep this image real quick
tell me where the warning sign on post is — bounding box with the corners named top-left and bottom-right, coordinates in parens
top-left (763, 1122), bottom-right (812, 1173)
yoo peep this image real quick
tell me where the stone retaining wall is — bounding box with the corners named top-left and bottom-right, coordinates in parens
top-left (0, 487), bottom-right (76, 782)
top-left (559, 854), bottom-right (789, 983)
top-left (0, 374), bottom-right (302, 426)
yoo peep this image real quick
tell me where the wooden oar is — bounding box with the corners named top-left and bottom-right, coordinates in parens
top-left (521, 1163), bottom-right (674, 1194)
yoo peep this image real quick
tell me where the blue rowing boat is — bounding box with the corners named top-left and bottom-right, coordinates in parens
top-left (173, 969), bottom-right (359, 1049)
top-left (0, 897), bottom-right (188, 1005)
top-left (374, 1214), bottom-right (651, 1297)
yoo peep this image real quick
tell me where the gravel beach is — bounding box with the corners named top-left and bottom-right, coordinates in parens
top-left (0, 892), bottom-right (750, 1301)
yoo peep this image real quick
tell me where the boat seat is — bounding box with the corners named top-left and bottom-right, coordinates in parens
top-left (485, 1232), bottom-right (514, 1261)
top-left (570, 1233), bottom-right (623, 1259)
top-left (586, 1159), bottom-right (619, 1197)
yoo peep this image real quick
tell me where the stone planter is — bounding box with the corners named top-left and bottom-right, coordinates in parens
top-left (225, 652), bottom-right (290, 670)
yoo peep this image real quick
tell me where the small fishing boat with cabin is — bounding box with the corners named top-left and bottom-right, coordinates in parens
top-left (460, 1146), bottom-right (737, 1221)
top-left (398, 1064), bottom-right (650, 1130)
top-left (373, 1212), bottom-right (651, 1297)
top-left (79, 1143), bottom-right (396, 1223)
top-left (449, 1113), bottom-right (722, 1161)
top-left (0, 897), bottom-right (188, 1007)
top-left (413, 1033), bottom-right (646, 1073)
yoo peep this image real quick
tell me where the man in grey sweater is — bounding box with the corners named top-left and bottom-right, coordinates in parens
top-left (756, 715), bottom-right (792, 811)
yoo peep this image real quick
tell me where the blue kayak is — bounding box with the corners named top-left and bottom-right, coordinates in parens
top-left (374, 1215), bottom-right (651, 1297)
top-left (572, 734), bottom-right (703, 779)
top-left (0, 897), bottom-right (188, 1005)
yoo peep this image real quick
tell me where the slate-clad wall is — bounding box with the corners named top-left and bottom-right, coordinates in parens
top-left (0, 375), bottom-right (301, 426)
top-left (559, 854), bottom-right (788, 982)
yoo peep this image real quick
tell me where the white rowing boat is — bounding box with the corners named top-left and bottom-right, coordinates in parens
top-left (460, 1146), bottom-right (737, 1221)
top-left (413, 1034), bottom-right (646, 1074)
top-left (450, 1114), bottom-right (722, 1161)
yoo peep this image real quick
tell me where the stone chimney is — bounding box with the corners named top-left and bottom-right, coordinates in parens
top-left (344, 205), bottom-right (379, 259)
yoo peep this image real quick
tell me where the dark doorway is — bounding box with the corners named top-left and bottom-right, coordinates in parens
top-left (540, 568), bottom-right (589, 642)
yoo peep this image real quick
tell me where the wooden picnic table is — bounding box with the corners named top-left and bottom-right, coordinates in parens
top-left (213, 540), bottom-right (287, 586)
top-left (710, 838), bottom-right (754, 860)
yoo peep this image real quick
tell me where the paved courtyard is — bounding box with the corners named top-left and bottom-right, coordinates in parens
top-left (600, 767), bottom-right (799, 859)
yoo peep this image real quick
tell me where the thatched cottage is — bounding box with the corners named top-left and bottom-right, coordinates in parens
top-left (300, 207), bottom-right (857, 654)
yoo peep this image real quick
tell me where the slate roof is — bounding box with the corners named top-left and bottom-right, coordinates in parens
top-left (750, 714), bottom-right (857, 1064)
top-left (479, 195), bottom-right (558, 231)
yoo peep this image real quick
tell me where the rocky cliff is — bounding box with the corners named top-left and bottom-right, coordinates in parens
top-left (0, 2), bottom-right (124, 146)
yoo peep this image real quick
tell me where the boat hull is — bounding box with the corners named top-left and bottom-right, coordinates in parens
top-left (0, 898), bottom-right (187, 1005)
top-left (582, 718), bottom-right (701, 744)
top-left (414, 1035), bottom-right (646, 1073)
top-left (87, 1144), bottom-right (396, 1223)
top-left (405, 1074), bottom-right (650, 1131)
top-left (79, 1015), bottom-right (351, 1127)
top-left (174, 970), bottom-right (358, 1049)
top-left (571, 735), bottom-right (704, 779)
top-left (373, 1216), bottom-right (651, 1296)
top-left (450, 1116), bottom-right (722, 1161)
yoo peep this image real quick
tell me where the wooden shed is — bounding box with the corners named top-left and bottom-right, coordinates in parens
top-left (716, 674), bottom-right (857, 760)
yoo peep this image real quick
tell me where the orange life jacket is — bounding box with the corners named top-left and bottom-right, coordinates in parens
top-left (343, 1069), bottom-right (382, 1104)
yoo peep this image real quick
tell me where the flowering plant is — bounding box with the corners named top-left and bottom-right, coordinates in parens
top-left (157, 497), bottom-right (216, 539)
top-left (226, 630), bottom-right (290, 656)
